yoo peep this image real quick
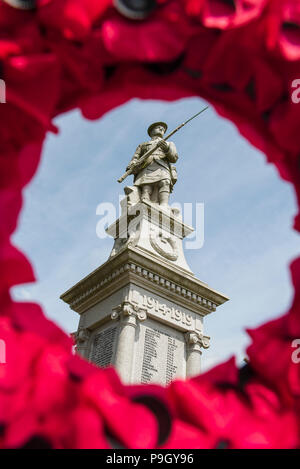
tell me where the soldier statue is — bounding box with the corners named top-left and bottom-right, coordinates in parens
top-left (125, 122), bottom-right (178, 207)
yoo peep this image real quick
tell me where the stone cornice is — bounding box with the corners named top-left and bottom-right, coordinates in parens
top-left (60, 247), bottom-right (229, 315)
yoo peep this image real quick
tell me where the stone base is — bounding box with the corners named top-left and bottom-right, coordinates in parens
top-left (82, 287), bottom-right (209, 384)
top-left (106, 201), bottom-right (194, 274)
top-left (61, 247), bottom-right (228, 385)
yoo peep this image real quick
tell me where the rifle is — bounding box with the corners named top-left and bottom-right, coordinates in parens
top-left (117, 106), bottom-right (209, 183)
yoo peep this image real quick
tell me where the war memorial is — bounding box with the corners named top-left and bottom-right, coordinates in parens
top-left (60, 115), bottom-right (229, 385)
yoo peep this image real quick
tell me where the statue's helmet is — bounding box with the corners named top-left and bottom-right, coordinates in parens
top-left (147, 121), bottom-right (168, 137)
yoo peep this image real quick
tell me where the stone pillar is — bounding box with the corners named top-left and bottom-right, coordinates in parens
top-left (112, 301), bottom-right (147, 383)
top-left (185, 332), bottom-right (210, 378)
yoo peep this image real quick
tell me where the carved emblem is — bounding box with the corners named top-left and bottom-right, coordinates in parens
top-left (149, 226), bottom-right (178, 261)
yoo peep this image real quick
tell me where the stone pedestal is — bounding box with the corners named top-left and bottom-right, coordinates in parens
top-left (61, 199), bottom-right (228, 385)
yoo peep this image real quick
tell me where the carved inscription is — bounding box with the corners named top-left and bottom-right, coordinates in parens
top-left (166, 337), bottom-right (178, 385)
top-left (90, 326), bottom-right (116, 368)
top-left (141, 327), bottom-right (180, 385)
top-left (141, 329), bottom-right (160, 383)
top-left (142, 295), bottom-right (193, 327)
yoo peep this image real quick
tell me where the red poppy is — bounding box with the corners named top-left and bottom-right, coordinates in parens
top-left (185, 0), bottom-right (268, 29)
top-left (69, 404), bottom-right (110, 449)
top-left (81, 370), bottom-right (159, 448)
top-left (38, 0), bottom-right (113, 40)
top-left (101, 1), bottom-right (192, 63)
top-left (286, 258), bottom-right (300, 337)
top-left (266, 0), bottom-right (300, 60)
top-left (168, 360), bottom-right (299, 448)
top-left (247, 316), bottom-right (300, 404)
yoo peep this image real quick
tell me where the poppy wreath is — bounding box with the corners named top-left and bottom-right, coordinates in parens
top-left (0, 0), bottom-right (300, 449)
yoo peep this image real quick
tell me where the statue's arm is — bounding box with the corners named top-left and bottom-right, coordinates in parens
top-left (126, 144), bottom-right (143, 171)
top-left (166, 142), bottom-right (178, 163)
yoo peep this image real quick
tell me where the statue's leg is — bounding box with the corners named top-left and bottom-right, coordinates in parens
top-left (141, 184), bottom-right (152, 202)
top-left (158, 179), bottom-right (170, 207)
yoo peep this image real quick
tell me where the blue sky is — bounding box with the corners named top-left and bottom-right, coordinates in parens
top-left (12, 97), bottom-right (300, 371)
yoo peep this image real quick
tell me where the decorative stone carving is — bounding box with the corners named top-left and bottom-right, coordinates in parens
top-left (199, 334), bottom-right (210, 349)
top-left (66, 257), bottom-right (221, 316)
top-left (111, 299), bottom-right (148, 323)
top-left (74, 327), bottom-right (91, 358)
top-left (124, 186), bottom-right (140, 208)
top-left (106, 201), bottom-right (194, 273)
top-left (110, 238), bottom-right (127, 258)
top-left (149, 226), bottom-right (178, 261)
top-left (109, 216), bottom-right (141, 259)
top-left (185, 332), bottom-right (210, 349)
top-left (185, 332), bottom-right (210, 378)
top-left (75, 327), bottom-right (91, 344)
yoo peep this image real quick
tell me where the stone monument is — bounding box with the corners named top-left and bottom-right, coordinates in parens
top-left (60, 121), bottom-right (229, 385)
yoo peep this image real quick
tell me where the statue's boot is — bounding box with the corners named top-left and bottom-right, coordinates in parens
top-left (141, 185), bottom-right (151, 203)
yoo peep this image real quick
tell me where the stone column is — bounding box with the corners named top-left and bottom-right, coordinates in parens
top-left (185, 332), bottom-right (210, 378)
top-left (112, 301), bottom-right (147, 384)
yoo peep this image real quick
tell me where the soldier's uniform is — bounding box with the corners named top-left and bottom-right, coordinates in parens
top-left (126, 122), bottom-right (178, 206)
